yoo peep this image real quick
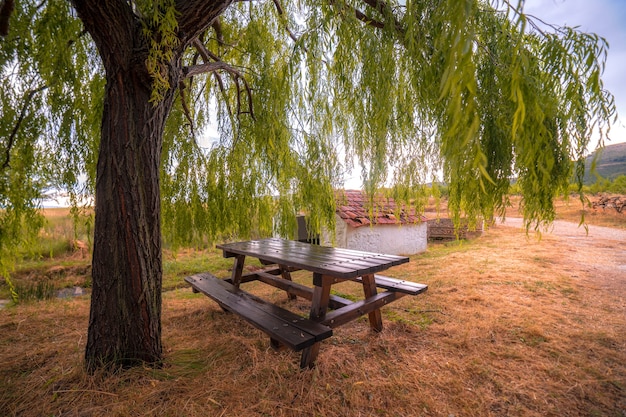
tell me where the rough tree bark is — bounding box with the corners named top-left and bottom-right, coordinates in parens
top-left (86, 59), bottom-right (173, 369)
top-left (70, 0), bottom-right (232, 370)
top-left (74, 1), bottom-right (176, 369)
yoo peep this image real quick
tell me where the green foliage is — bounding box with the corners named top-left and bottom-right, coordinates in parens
top-left (586, 178), bottom-right (611, 195)
top-left (0, 0), bottom-right (617, 258)
top-left (0, 0), bottom-right (102, 285)
top-left (140, 0), bottom-right (181, 103)
top-left (608, 175), bottom-right (626, 194)
top-left (13, 280), bottom-right (56, 302)
top-left (0, 207), bottom-right (92, 302)
top-left (578, 175), bottom-right (626, 195)
top-left (162, 249), bottom-right (233, 291)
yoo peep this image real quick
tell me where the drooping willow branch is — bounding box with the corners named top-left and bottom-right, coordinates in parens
top-left (3, 22), bottom-right (87, 169)
top-left (191, 37), bottom-right (220, 65)
top-left (3, 85), bottom-right (48, 170)
top-left (271, 0), bottom-right (329, 67)
top-left (271, 0), bottom-right (300, 43)
top-left (178, 80), bottom-right (197, 138)
top-left (494, 0), bottom-right (566, 37)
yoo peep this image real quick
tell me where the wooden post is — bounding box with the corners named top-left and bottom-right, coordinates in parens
top-left (231, 255), bottom-right (245, 287)
top-left (300, 273), bottom-right (332, 368)
top-left (361, 274), bottom-right (383, 332)
top-left (279, 265), bottom-right (297, 300)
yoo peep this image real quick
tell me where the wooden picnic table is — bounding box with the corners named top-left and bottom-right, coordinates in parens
top-left (185, 238), bottom-right (427, 368)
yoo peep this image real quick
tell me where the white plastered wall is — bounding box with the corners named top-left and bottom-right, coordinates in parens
top-left (322, 214), bottom-right (427, 256)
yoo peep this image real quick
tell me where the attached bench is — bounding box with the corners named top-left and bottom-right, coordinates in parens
top-left (355, 275), bottom-right (428, 295)
top-left (321, 275), bottom-right (428, 328)
top-left (185, 273), bottom-right (333, 351)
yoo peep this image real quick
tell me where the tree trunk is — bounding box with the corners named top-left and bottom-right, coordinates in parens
top-left (85, 53), bottom-right (177, 371)
top-left (71, 0), bottom-right (231, 372)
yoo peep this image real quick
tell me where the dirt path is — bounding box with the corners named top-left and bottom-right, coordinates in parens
top-left (499, 217), bottom-right (626, 292)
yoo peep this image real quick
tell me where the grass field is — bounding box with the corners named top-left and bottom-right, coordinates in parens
top-left (0, 199), bottom-right (625, 416)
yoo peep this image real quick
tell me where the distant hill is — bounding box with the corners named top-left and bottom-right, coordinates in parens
top-left (584, 142), bottom-right (626, 183)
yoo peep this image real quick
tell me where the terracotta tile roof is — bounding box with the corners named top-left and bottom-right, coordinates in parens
top-left (336, 190), bottom-right (427, 228)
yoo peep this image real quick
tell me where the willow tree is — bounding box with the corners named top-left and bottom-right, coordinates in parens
top-left (0, 0), bottom-right (615, 370)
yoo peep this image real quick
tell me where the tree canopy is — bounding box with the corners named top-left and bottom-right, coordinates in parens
top-left (0, 0), bottom-right (616, 369)
top-left (1, 0), bottom-right (616, 249)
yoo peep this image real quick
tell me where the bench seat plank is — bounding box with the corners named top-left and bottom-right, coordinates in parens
top-left (186, 273), bottom-right (332, 351)
top-left (354, 275), bottom-right (428, 295)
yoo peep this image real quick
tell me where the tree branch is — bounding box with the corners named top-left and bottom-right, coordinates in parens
top-left (176, 0), bottom-right (235, 46)
top-left (0, 0), bottom-right (15, 37)
top-left (353, 7), bottom-right (384, 29)
top-left (213, 71), bottom-right (234, 123)
top-left (360, 0), bottom-right (388, 18)
top-left (3, 85), bottom-right (48, 170)
top-left (184, 41), bottom-right (255, 120)
top-left (328, 0), bottom-right (403, 33)
top-left (191, 37), bottom-right (220, 63)
top-left (183, 61), bottom-right (237, 78)
top-left (359, 0), bottom-right (404, 33)
top-left (271, 0), bottom-right (330, 67)
top-left (271, 0), bottom-right (300, 43)
top-left (211, 18), bottom-right (224, 44)
top-left (178, 81), bottom-right (197, 138)
top-left (70, 0), bottom-right (136, 71)
top-left (3, 21), bottom-right (91, 170)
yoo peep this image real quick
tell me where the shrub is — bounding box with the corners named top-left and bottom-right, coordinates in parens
top-left (608, 175), bottom-right (626, 194)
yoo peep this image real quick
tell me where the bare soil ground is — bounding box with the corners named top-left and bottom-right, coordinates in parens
top-left (0, 202), bottom-right (625, 417)
top-left (499, 217), bottom-right (626, 293)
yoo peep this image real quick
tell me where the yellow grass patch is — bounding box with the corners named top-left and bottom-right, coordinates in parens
top-left (508, 194), bottom-right (626, 230)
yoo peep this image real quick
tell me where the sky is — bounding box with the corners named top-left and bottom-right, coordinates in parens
top-left (523, 0), bottom-right (626, 146)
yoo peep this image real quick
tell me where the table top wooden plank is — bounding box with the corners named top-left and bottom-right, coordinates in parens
top-left (258, 240), bottom-right (403, 271)
top-left (254, 238), bottom-right (406, 265)
top-left (217, 238), bottom-right (409, 279)
top-left (249, 248), bottom-right (372, 276)
top-left (219, 238), bottom-right (408, 265)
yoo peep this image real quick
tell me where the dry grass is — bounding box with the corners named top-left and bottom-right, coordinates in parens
top-left (507, 194), bottom-right (626, 230)
top-left (1, 221), bottom-right (625, 416)
top-left (422, 193), bottom-right (626, 230)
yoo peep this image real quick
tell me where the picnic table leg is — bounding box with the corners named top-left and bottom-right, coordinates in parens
top-left (231, 254), bottom-right (245, 288)
top-left (300, 273), bottom-right (332, 368)
top-left (279, 265), bottom-right (297, 300)
top-left (361, 273), bottom-right (383, 332)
